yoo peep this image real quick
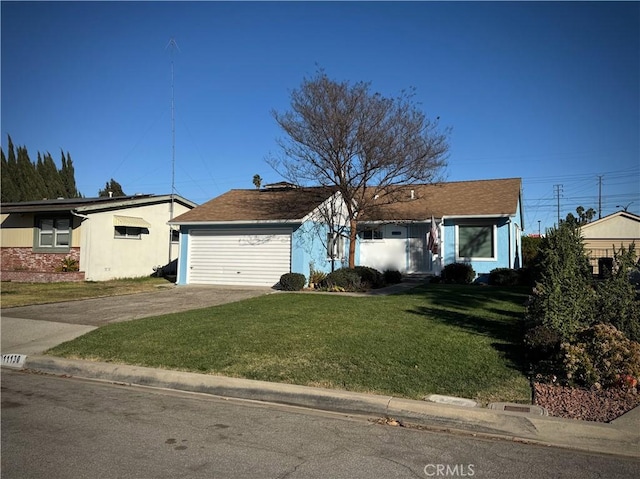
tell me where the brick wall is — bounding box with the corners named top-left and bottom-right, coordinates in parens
top-left (1, 247), bottom-right (84, 282)
top-left (1, 270), bottom-right (85, 283)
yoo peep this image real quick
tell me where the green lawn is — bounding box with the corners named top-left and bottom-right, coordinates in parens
top-left (47, 284), bottom-right (532, 404)
top-left (1, 277), bottom-right (171, 308)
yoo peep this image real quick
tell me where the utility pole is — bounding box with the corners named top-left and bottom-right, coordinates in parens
top-left (597, 175), bottom-right (603, 219)
top-left (554, 184), bottom-right (563, 225)
top-left (538, 220), bottom-right (541, 236)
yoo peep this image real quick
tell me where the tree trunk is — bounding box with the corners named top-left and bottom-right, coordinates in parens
top-left (349, 218), bottom-right (357, 269)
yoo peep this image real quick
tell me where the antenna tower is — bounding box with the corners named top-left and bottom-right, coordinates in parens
top-left (167, 38), bottom-right (180, 264)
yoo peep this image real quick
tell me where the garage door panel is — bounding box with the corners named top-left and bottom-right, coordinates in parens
top-left (188, 229), bottom-right (291, 286)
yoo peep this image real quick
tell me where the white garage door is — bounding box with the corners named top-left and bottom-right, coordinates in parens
top-left (187, 229), bottom-right (292, 286)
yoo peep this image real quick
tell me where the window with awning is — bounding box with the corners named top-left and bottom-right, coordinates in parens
top-left (113, 215), bottom-right (150, 239)
top-left (113, 215), bottom-right (151, 228)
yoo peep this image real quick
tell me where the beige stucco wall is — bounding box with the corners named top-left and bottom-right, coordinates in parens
top-left (81, 202), bottom-right (192, 281)
top-left (581, 215), bottom-right (640, 240)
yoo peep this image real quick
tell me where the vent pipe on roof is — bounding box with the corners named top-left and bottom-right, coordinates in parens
top-left (410, 190), bottom-right (415, 200)
top-left (108, 191), bottom-right (113, 198)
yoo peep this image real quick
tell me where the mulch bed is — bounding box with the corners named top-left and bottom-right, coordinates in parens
top-left (533, 382), bottom-right (640, 423)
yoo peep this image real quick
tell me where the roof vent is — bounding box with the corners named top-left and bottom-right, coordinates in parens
top-left (264, 182), bottom-right (298, 190)
top-left (410, 190), bottom-right (415, 200)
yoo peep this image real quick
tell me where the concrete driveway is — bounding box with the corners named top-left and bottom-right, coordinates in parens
top-left (1, 285), bottom-right (275, 326)
top-left (1, 285), bottom-right (275, 355)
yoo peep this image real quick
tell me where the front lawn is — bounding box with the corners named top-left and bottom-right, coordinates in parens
top-left (47, 284), bottom-right (532, 403)
top-left (1, 277), bottom-right (171, 308)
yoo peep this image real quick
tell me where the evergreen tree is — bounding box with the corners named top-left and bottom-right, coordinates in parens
top-left (0, 136), bottom-right (82, 202)
top-left (1, 143), bottom-right (20, 202)
top-left (39, 152), bottom-right (66, 199)
top-left (61, 150), bottom-right (80, 198)
top-left (98, 178), bottom-right (126, 197)
top-left (16, 145), bottom-right (47, 201)
top-left (525, 220), bottom-right (595, 341)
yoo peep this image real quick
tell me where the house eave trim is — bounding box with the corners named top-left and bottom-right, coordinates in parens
top-left (169, 219), bottom-right (304, 226)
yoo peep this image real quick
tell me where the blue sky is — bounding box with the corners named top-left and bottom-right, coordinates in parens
top-left (2, 1), bottom-right (638, 234)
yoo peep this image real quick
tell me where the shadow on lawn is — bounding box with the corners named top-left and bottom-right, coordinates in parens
top-left (401, 284), bottom-right (531, 312)
top-left (406, 304), bottom-right (529, 374)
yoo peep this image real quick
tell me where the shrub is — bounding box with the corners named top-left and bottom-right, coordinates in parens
top-left (55, 256), bottom-right (79, 272)
top-left (561, 323), bottom-right (640, 389)
top-left (523, 325), bottom-right (562, 364)
top-left (279, 273), bottom-right (306, 291)
top-left (488, 268), bottom-right (520, 286)
top-left (525, 221), bottom-right (596, 342)
top-left (353, 266), bottom-right (385, 289)
top-left (383, 269), bottom-right (403, 284)
top-left (440, 263), bottom-right (475, 284)
top-left (593, 244), bottom-right (640, 342)
top-left (321, 268), bottom-right (362, 292)
top-left (308, 270), bottom-right (327, 287)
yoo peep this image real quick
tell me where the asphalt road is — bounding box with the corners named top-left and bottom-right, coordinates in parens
top-left (2, 370), bottom-right (638, 479)
top-left (0, 285), bottom-right (274, 326)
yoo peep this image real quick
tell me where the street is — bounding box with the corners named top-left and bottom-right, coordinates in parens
top-left (2, 370), bottom-right (638, 479)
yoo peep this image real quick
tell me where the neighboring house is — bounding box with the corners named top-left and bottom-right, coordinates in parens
top-left (1, 194), bottom-right (196, 282)
top-left (579, 211), bottom-right (640, 276)
top-left (170, 178), bottom-right (524, 287)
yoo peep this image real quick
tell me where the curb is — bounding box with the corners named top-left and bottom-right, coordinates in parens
top-left (15, 355), bottom-right (640, 459)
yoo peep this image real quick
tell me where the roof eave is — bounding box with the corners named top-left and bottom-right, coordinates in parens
top-left (169, 218), bottom-right (304, 226)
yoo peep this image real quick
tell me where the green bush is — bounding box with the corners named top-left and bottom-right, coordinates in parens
top-left (561, 323), bottom-right (640, 388)
top-left (488, 268), bottom-right (520, 286)
top-left (321, 268), bottom-right (362, 292)
top-left (383, 269), bottom-right (403, 284)
top-left (441, 263), bottom-right (475, 284)
top-left (593, 244), bottom-right (640, 342)
top-left (308, 270), bottom-right (327, 287)
top-left (525, 221), bottom-right (595, 342)
top-left (523, 325), bottom-right (562, 363)
top-left (279, 273), bottom-right (306, 291)
top-left (353, 266), bottom-right (385, 289)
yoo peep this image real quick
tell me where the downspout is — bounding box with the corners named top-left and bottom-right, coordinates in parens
top-left (507, 219), bottom-right (512, 269)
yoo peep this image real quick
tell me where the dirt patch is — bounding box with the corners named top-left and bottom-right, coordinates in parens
top-left (534, 382), bottom-right (640, 423)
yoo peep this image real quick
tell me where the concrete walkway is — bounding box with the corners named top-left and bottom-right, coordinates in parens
top-left (2, 280), bottom-right (639, 458)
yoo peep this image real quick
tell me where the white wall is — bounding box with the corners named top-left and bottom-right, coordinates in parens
top-left (359, 224), bottom-right (409, 273)
top-left (82, 202), bottom-right (192, 281)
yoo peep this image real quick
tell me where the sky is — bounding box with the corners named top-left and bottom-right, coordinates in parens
top-left (1, 1), bottom-right (638, 234)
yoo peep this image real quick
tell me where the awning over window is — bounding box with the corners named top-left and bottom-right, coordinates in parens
top-left (113, 215), bottom-right (151, 228)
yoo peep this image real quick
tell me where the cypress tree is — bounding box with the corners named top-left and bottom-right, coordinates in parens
top-left (1, 141), bottom-right (20, 202)
top-left (40, 152), bottom-right (66, 199)
top-left (16, 145), bottom-right (47, 201)
top-left (61, 151), bottom-right (80, 198)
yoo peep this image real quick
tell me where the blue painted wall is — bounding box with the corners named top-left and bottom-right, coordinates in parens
top-left (442, 217), bottom-right (514, 277)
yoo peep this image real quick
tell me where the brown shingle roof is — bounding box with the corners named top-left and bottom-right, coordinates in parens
top-left (171, 178), bottom-right (522, 224)
top-left (171, 187), bottom-right (336, 223)
top-left (360, 178), bottom-right (522, 221)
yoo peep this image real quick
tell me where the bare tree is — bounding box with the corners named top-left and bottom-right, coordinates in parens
top-left (269, 70), bottom-right (449, 268)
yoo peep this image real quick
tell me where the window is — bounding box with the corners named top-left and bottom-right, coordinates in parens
top-left (115, 226), bottom-right (143, 239)
top-left (171, 229), bottom-right (180, 243)
top-left (457, 225), bottom-right (496, 260)
top-left (35, 217), bottom-right (71, 251)
top-left (359, 227), bottom-right (383, 240)
top-left (327, 233), bottom-right (344, 259)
